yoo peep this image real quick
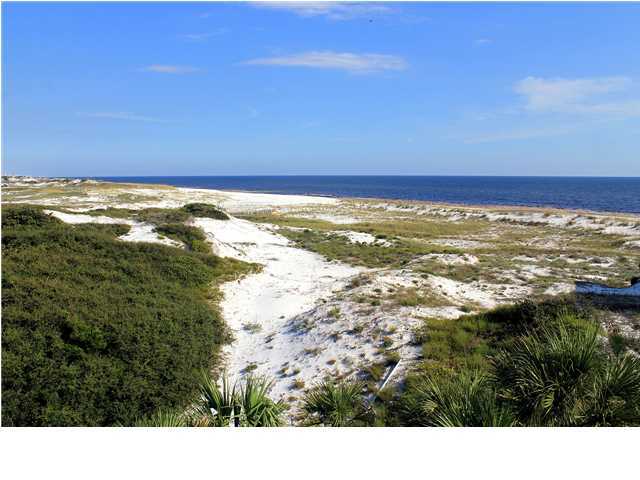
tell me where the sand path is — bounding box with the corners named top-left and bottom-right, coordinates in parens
top-left (193, 217), bottom-right (362, 402)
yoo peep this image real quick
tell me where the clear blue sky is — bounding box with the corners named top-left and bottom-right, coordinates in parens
top-left (3, 1), bottom-right (640, 176)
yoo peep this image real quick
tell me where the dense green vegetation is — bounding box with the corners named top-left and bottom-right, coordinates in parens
top-left (79, 203), bottom-right (227, 252)
top-left (396, 299), bottom-right (640, 426)
top-left (1, 205), bottom-right (253, 426)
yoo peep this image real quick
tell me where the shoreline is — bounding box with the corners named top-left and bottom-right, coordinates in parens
top-left (96, 178), bottom-right (640, 217)
top-left (4, 175), bottom-right (639, 218)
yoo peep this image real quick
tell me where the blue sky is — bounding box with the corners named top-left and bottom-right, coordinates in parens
top-left (3, 1), bottom-right (640, 176)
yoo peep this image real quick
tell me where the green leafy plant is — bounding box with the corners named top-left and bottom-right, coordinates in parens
top-left (192, 372), bottom-right (284, 427)
top-left (400, 371), bottom-right (515, 427)
top-left (581, 354), bottom-right (640, 426)
top-left (302, 380), bottom-right (372, 426)
top-left (492, 321), bottom-right (600, 426)
top-left (132, 411), bottom-right (188, 427)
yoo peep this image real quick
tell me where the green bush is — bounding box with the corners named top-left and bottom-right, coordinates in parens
top-left (398, 299), bottom-right (640, 427)
top-left (1, 204), bottom-right (251, 426)
top-left (182, 203), bottom-right (229, 220)
top-left (153, 223), bottom-right (210, 253)
top-left (302, 380), bottom-right (372, 426)
top-left (399, 370), bottom-right (515, 427)
top-left (136, 207), bottom-right (191, 225)
top-left (492, 322), bottom-right (601, 426)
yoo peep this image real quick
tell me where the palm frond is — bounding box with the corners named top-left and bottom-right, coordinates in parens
top-left (197, 370), bottom-right (237, 426)
top-left (132, 410), bottom-right (187, 427)
top-left (303, 380), bottom-right (371, 427)
top-left (237, 375), bottom-right (285, 427)
top-left (492, 321), bottom-right (601, 426)
top-left (402, 371), bottom-right (515, 427)
top-left (581, 354), bottom-right (640, 426)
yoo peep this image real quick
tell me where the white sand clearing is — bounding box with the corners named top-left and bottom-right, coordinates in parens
top-left (45, 210), bottom-right (182, 248)
top-left (192, 217), bottom-right (362, 405)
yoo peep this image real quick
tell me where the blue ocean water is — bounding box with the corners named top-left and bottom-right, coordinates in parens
top-left (92, 176), bottom-right (640, 214)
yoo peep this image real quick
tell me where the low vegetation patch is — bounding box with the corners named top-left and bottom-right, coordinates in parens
top-left (276, 228), bottom-right (460, 268)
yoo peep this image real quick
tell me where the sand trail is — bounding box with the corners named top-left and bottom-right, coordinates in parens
top-left (193, 217), bottom-right (362, 401)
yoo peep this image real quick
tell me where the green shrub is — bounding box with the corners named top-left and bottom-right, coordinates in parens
top-left (136, 207), bottom-right (191, 225)
top-left (582, 354), bottom-right (640, 426)
top-left (302, 380), bottom-right (372, 426)
top-left (189, 373), bottom-right (284, 427)
top-left (492, 322), bottom-right (601, 426)
top-left (397, 298), bottom-right (640, 427)
top-left (399, 371), bottom-right (515, 427)
top-left (153, 223), bottom-right (210, 253)
top-left (182, 203), bottom-right (229, 220)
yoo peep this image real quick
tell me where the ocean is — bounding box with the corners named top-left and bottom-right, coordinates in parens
top-left (92, 176), bottom-right (640, 214)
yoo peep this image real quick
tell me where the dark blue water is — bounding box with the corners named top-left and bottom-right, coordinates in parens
top-left (92, 176), bottom-right (640, 214)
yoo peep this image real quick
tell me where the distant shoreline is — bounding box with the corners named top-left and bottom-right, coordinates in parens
top-left (3, 175), bottom-right (640, 217)
top-left (86, 175), bottom-right (640, 215)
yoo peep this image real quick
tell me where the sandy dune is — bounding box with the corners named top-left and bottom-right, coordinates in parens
top-left (193, 217), bottom-right (362, 403)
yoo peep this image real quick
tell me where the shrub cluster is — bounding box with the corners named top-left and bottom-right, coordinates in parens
top-left (181, 203), bottom-right (229, 220)
top-left (398, 300), bottom-right (640, 426)
top-left (153, 223), bottom-right (210, 253)
top-left (1, 205), bottom-right (249, 426)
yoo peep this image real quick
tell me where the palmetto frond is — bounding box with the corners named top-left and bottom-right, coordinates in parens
top-left (404, 371), bottom-right (515, 427)
top-left (303, 380), bottom-right (370, 426)
top-left (132, 410), bottom-right (188, 427)
top-left (492, 321), bottom-right (600, 426)
top-left (237, 376), bottom-right (286, 427)
top-left (581, 354), bottom-right (640, 426)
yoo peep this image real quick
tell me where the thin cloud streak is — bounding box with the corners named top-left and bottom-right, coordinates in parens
top-left (178, 29), bottom-right (229, 41)
top-left (242, 51), bottom-right (407, 73)
top-left (251, 2), bottom-right (394, 20)
top-left (78, 112), bottom-right (166, 123)
top-left (141, 64), bottom-right (200, 74)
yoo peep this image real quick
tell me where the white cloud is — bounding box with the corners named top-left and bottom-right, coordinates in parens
top-left (243, 51), bottom-right (407, 73)
top-left (474, 38), bottom-right (492, 46)
top-left (463, 75), bottom-right (640, 143)
top-left (141, 65), bottom-right (200, 74)
top-left (251, 2), bottom-right (393, 20)
top-left (78, 112), bottom-right (165, 123)
top-left (514, 76), bottom-right (634, 113)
